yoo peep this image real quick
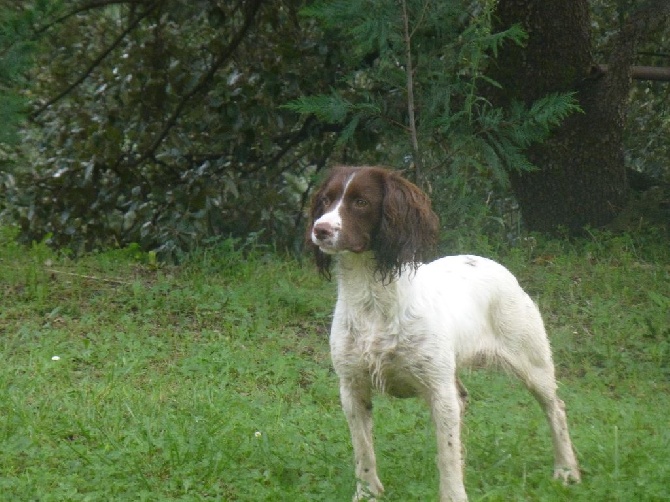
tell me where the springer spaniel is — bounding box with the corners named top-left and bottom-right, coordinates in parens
top-left (308, 166), bottom-right (580, 501)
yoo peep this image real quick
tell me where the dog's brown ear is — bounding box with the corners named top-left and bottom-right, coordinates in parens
top-left (374, 171), bottom-right (439, 280)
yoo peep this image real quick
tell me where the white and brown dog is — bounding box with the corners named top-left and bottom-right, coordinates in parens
top-left (307, 165), bottom-right (580, 501)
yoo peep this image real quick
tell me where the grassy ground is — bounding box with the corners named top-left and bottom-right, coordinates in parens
top-left (1, 226), bottom-right (668, 501)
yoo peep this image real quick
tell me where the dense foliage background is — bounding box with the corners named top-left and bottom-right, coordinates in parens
top-left (0, 0), bottom-right (668, 257)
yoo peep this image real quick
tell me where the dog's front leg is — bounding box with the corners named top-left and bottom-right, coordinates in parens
top-left (340, 379), bottom-right (384, 501)
top-left (431, 381), bottom-right (468, 502)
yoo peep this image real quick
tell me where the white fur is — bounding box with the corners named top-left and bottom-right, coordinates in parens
top-left (312, 204), bottom-right (343, 251)
top-left (328, 251), bottom-right (580, 501)
top-left (311, 173), bottom-right (354, 253)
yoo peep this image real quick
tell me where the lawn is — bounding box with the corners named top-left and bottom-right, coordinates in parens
top-left (1, 226), bottom-right (668, 501)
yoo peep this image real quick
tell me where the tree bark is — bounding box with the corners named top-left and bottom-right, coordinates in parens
top-left (489, 0), bottom-right (670, 233)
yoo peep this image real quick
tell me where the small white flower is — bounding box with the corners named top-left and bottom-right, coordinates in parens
top-left (51, 355), bottom-right (61, 361)
top-left (254, 431), bottom-right (262, 438)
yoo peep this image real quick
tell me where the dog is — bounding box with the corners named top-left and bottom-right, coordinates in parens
top-left (307, 165), bottom-right (580, 501)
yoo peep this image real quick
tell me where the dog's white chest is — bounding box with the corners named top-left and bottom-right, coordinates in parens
top-left (332, 309), bottom-right (426, 398)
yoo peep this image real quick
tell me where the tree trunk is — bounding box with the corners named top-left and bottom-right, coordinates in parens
top-left (489, 0), bottom-right (670, 233)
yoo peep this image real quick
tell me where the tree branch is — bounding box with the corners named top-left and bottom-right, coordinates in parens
top-left (33, 0), bottom-right (149, 36)
top-left (256, 116), bottom-right (316, 172)
top-left (606, 0), bottom-right (670, 86)
top-left (597, 64), bottom-right (670, 81)
top-left (400, 0), bottom-right (423, 184)
top-left (124, 0), bottom-right (264, 168)
top-left (30, 1), bottom-right (160, 119)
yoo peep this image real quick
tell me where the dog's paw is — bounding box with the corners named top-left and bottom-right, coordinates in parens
top-left (553, 466), bottom-right (581, 484)
top-left (353, 480), bottom-right (384, 501)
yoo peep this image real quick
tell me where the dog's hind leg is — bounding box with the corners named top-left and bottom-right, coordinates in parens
top-left (492, 291), bottom-right (581, 483)
top-left (495, 313), bottom-right (581, 482)
top-left (522, 362), bottom-right (581, 484)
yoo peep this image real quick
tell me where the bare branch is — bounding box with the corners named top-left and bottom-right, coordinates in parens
top-left (400, 0), bottom-right (423, 183)
top-left (597, 64), bottom-right (670, 82)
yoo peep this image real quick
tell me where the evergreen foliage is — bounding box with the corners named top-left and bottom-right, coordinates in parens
top-left (287, 0), bottom-right (578, 176)
top-left (288, 0), bottom-right (580, 243)
top-left (0, 1), bottom-right (61, 143)
top-left (0, 0), bottom-right (665, 256)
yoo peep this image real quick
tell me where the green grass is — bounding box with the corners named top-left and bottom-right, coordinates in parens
top-left (1, 226), bottom-right (669, 501)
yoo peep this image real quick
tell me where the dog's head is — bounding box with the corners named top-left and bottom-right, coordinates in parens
top-left (307, 165), bottom-right (439, 280)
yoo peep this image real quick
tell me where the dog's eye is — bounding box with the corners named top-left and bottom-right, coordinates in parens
top-left (321, 196), bottom-right (331, 207)
top-left (353, 198), bottom-right (368, 208)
